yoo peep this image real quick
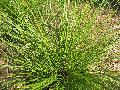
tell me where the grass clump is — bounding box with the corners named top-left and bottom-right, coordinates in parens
top-left (0, 0), bottom-right (120, 90)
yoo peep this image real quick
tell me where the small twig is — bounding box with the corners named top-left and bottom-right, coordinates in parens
top-left (112, 26), bottom-right (120, 29)
top-left (112, 18), bottom-right (120, 21)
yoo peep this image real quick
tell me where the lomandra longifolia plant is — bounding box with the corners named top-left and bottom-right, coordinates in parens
top-left (0, 0), bottom-right (120, 90)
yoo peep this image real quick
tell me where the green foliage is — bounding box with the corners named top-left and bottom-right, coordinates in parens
top-left (89, 0), bottom-right (120, 9)
top-left (0, 0), bottom-right (120, 90)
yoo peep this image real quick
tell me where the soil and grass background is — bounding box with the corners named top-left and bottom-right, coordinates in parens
top-left (0, 0), bottom-right (120, 90)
